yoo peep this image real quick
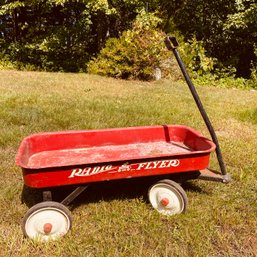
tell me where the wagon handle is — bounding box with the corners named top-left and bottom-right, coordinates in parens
top-left (165, 36), bottom-right (228, 178)
top-left (164, 36), bottom-right (179, 50)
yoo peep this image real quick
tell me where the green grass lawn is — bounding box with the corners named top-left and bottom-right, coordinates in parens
top-left (0, 70), bottom-right (256, 257)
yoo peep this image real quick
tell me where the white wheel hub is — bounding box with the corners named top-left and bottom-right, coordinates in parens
top-left (24, 204), bottom-right (71, 241)
top-left (149, 181), bottom-right (186, 215)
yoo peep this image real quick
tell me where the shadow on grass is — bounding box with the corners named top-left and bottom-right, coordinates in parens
top-left (181, 181), bottom-right (207, 193)
top-left (21, 178), bottom-right (151, 208)
top-left (21, 173), bottom-right (207, 210)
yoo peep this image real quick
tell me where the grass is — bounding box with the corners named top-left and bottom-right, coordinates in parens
top-left (0, 70), bottom-right (256, 257)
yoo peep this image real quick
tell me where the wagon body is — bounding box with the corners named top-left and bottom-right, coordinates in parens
top-left (16, 125), bottom-right (215, 188)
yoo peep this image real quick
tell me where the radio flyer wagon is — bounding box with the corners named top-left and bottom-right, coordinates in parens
top-left (16, 37), bottom-right (230, 241)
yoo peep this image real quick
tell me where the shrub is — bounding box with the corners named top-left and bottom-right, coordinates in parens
top-left (87, 11), bottom-right (171, 80)
top-left (178, 37), bottom-right (216, 77)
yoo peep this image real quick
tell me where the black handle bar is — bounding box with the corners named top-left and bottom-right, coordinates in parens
top-left (165, 36), bottom-right (227, 176)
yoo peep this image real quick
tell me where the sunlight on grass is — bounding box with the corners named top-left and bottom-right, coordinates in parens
top-left (238, 107), bottom-right (257, 124)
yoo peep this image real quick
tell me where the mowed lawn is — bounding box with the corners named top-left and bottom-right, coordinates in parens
top-left (0, 70), bottom-right (256, 257)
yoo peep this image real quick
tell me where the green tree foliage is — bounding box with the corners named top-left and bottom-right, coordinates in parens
top-left (223, 1), bottom-right (257, 77)
top-left (0, 0), bottom-right (146, 71)
top-left (170, 0), bottom-right (256, 78)
top-left (0, 0), bottom-right (94, 71)
top-left (179, 37), bottom-right (215, 76)
top-left (0, 0), bottom-right (256, 82)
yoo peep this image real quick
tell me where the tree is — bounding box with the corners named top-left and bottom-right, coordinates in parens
top-left (0, 0), bottom-right (256, 78)
top-left (223, 1), bottom-right (257, 77)
top-left (0, 0), bottom-right (94, 71)
top-left (0, 0), bottom-right (150, 71)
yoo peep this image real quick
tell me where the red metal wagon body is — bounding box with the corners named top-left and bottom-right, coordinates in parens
top-left (16, 125), bottom-right (216, 188)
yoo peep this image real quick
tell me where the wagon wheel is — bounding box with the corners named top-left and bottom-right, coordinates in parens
top-left (148, 179), bottom-right (188, 215)
top-left (22, 201), bottom-right (72, 241)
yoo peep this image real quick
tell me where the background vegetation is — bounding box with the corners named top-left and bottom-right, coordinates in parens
top-left (0, 0), bottom-right (257, 85)
top-left (0, 71), bottom-right (256, 256)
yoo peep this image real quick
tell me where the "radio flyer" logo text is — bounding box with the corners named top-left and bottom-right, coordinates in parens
top-left (68, 159), bottom-right (180, 178)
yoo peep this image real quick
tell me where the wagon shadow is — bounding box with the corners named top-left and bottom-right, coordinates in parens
top-left (70, 180), bottom-right (207, 211)
top-left (180, 181), bottom-right (206, 193)
top-left (72, 179), bottom-right (151, 208)
top-left (21, 178), bottom-right (151, 208)
top-left (21, 176), bottom-right (207, 209)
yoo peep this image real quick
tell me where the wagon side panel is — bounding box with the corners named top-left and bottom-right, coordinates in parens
top-left (22, 153), bottom-right (211, 188)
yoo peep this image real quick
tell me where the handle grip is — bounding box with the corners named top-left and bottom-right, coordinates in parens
top-left (164, 36), bottom-right (179, 50)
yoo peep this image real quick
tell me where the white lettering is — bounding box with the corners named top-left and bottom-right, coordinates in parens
top-left (68, 160), bottom-right (180, 179)
top-left (151, 161), bottom-right (160, 169)
top-left (159, 160), bottom-right (168, 168)
top-left (68, 168), bottom-right (82, 178)
top-left (91, 166), bottom-right (101, 175)
top-left (167, 160), bottom-right (180, 167)
top-left (137, 159), bottom-right (180, 171)
top-left (145, 162), bottom-right (153, 169)
top-left (105, 165), bottom-right (113, 171)
top-left (137, 163), bottom-right (146, 170)
top-left (69, 165), bottom-right (113, 178)
top-left (82, 167), bottom-right (91, 176)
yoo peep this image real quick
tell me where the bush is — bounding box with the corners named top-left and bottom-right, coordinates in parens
top-left (178, 37), bottom-right (216, 77)
top-left (193, 75), bottom-right (251, 89)
top-left (87, 11), bottom-right (171, 80)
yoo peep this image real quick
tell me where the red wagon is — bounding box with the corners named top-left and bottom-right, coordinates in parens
top-left (16, 37), bottom-right (230, 241)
